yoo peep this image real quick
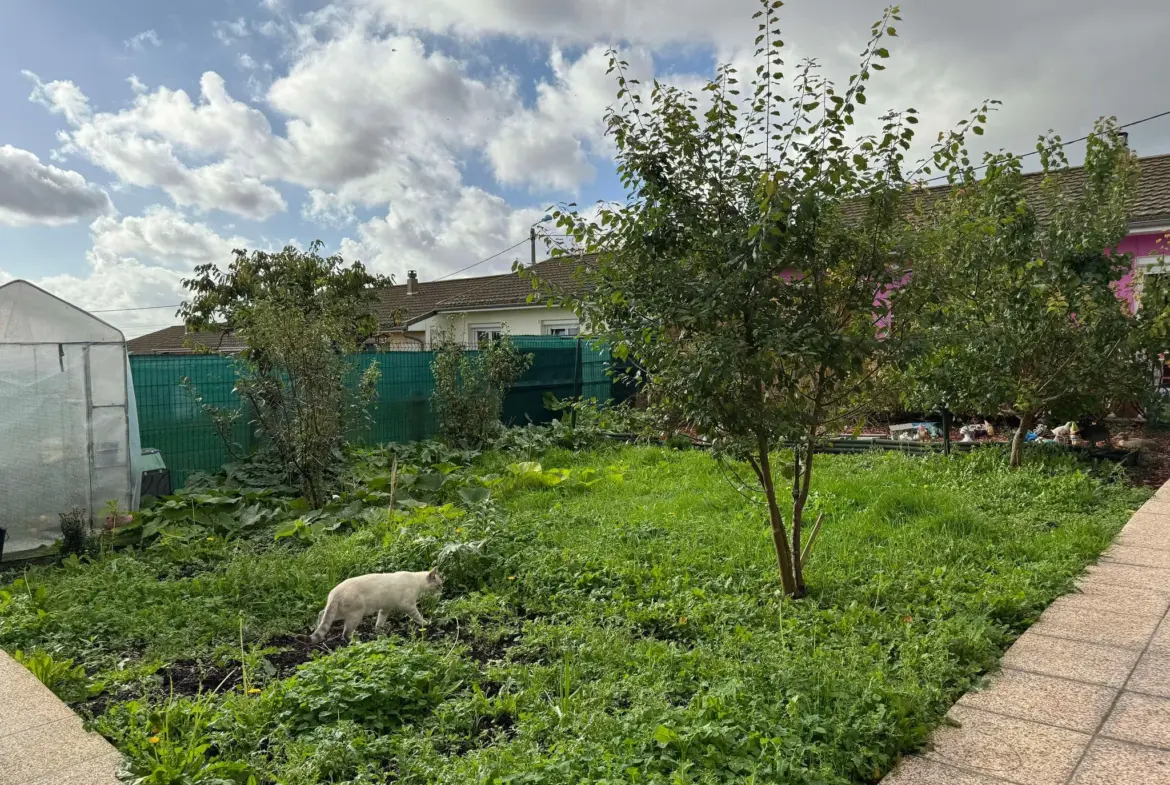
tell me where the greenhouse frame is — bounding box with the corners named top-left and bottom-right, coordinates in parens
top-left (0, 280), bottom-right (142, 558)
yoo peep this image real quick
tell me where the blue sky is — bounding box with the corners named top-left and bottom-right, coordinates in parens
top-left (2, 0), bottom-right (1169, 336)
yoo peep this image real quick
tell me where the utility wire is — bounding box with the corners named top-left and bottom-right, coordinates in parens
top-left (923, 107), bottom-right (1170, 184)
top-left (91, 303), bottom-right (181, 313)
top-left (432, 238), bottom-right (530, 282)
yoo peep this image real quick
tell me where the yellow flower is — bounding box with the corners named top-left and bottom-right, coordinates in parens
top-left (148, 736), bottom-right (160, 744)
top-left (248, 688), bottom-right (261, 694)
top-left (679, 616), bottom-right (688, 625)
top-left (456, 528), bottom-right (463, 534)
top-left (507, 575), bottom-right (516, 581)
top-left (206, 537), bottom-right (215, 542)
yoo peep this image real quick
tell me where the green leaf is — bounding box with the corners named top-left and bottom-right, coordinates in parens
top-left (457, 486), bottom-right (491, 505)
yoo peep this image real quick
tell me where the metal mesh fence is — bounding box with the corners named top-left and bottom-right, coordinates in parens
top-left (130, 337), bottom-right (613, 488)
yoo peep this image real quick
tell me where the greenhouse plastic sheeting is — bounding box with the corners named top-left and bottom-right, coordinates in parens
top-left (0, 280), bottom-right (142, 558)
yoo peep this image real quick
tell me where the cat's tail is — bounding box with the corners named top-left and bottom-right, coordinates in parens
top-left (309, 596), bottom-right (338, 643)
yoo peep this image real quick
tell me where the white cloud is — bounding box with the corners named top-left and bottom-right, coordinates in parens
top-left (25, 71), bottom-right (91, 125)
top-left (0, 145), bottom-right (113, 227)
top-left (27, 70), bottom-right (287, 219)
top-left (31, 208), bottom-right (251, 337)
top-left (125, 29), bottom-right (161, 51)
top-left (238, 53), bottom-right (258, 70)
top-left (213, 18), bottom-right (249, 46)
top-left (486, 45), bottom-right (654, 191)
top-left (126, 74), bottom-right (147, 94)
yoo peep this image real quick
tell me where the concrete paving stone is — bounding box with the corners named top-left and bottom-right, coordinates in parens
top-left (1101, 692), bottom-right (1170, 750)
top-left (1069, 738), bottom-right (1170, 784)
top-left (1029, 600), bottom-right (1160, 650)
top-left (1001, 632), bottom-right (1140, 688)
top-left (1151, 616), bottom-right (1170, 649)
top-left (1115, 529), bottom-right (1170, 553)
top-left (1060, 581), bottom-right (1170, 619)
top-left (25, 751), bottom-right (121, 785)
top-left (883, 756), bottom-right (1014, 784)
top-left (0, 717), bottom-right (115, 785)
top-left (1103, 544), bottom-right (1170, 569)
top-left (1138, 499), bottom-right (1170, 517)
top-left (1131, 647), bottom-right (1170, 698)
top-left (1118, 513), bottom-right (1170, 539)
top-left (1080, 562), bottom-right (1170, 593)
top-left (0, 662), bottom-right (74, 740)
top-left (923, 705), bottom-right (1089, 785)
top-left (957, 669), bottom-right (1116, 733)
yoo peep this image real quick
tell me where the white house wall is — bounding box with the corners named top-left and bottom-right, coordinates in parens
top-left (418, 306), bottom-right (582, 344)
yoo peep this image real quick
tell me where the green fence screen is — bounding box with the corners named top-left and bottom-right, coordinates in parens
top-left (131, 337), bottom-right (613, 488)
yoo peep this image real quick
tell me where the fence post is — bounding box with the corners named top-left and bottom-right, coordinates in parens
top-left (572, 338), bottom-right (583, 429)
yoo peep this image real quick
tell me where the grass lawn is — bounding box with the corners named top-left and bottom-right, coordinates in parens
top-left (0, 445), bottom-right (1148, 784)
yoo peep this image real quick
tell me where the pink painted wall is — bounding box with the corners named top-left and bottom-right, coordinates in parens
top-left (1113, 232), bottom-right (1170, 312)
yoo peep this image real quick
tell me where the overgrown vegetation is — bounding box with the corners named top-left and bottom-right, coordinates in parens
top-left (431, 334), bottom-right (533, 448)
top-left (180, 242), bottom-right (391, 506)
top-left (897, 121), bottom-right (1170, 466)
top-left (0, 443), bottom-right (1146, 784)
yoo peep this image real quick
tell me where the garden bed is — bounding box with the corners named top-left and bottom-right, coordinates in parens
top-left (0, 445), bottom-right (1149, 784)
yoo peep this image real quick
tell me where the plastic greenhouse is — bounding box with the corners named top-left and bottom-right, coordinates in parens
top-left (0, 280), bottom-right (142, 558)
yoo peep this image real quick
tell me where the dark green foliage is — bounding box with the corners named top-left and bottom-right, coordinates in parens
top-left (430, 334), bottom-right (533, 448)
top-left (897, 121), bottom-right (1170, 466)
top-left (179, 241), bottom-right (391, 506)
top-left (278, 639), bottom-right (473, 733)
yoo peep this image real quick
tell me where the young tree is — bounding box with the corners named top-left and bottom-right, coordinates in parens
top-left (526, 1), bottom-right (989, 596)
top-left (898, 122), bottom-right (1170, 467)
top-left (430, 333), bottom-right (533, 447)
top-left (179, 242), bottom-right (391, 505)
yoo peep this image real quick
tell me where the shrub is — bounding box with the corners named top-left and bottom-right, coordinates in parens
top-left (277, 639), bottom-right (473, 733)
top-left (58, 506), bottom-right (91, 557)
top-left (431, 334), bottom-right (532, 448)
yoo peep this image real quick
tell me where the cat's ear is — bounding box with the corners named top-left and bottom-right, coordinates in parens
top-left (427, 569), bottom-right (437, 580)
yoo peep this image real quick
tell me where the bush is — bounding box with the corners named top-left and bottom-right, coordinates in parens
top-left (278, 639), bottom-right (473, 733)
top-left (431, 335), bottom-right (532, 448)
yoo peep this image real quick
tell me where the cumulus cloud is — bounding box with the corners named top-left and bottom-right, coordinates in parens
top-left (31, 209), bottom-right (250, 337)
top-left (26, 70), bottom-right (286, 219)
top-left (0, 145), bottom-right (113, 226)
top-left (213, 18), bottom-right (249, 46)
top-left (125, 29), bottom-right (161, 51)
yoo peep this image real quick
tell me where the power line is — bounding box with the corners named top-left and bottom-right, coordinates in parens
top-left (91, 303), bottom-right (181, 314)
top-left (924, 107), bottom-right (1170, 184)
top-left (432, 238), bottom-right (529, 282)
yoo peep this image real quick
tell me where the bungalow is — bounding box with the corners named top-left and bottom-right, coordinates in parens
top-left (126, 256), bottom-right (588, 355)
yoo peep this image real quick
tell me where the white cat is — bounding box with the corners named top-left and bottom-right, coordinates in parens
top-left (309, 570), bottom-right (443, 643)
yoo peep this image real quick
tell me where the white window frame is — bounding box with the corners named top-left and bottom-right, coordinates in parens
top-left (1132, 256), bottom-right (1170, 309)
top-left (541, 319), bottom-right (581, 337)
top-left (468, 322), bottom-right (504, 347)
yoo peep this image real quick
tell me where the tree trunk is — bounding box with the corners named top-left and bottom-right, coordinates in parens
top-left (1010, 411), bottom-right (1033, 468)
top-left (791, 441), bottom-right (814, 599)
top-left (756, 432), bottom-right (798, 596)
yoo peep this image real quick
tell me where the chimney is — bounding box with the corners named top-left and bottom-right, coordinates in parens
top-left (406, 270), bottom-right (418, 295)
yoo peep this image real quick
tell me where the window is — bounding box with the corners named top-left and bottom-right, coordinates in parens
top-left (469, 323), bottom-right (503, 347)
top-left (542, 320), bottom-right (580, 337)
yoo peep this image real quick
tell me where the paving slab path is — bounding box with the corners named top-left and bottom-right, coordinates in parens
top-left (0, 650), bottom-right (120, 785)
top-left (885, 482), bottom-right (1170, 785)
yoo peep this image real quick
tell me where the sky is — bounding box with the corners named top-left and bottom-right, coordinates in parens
top-left (2, 0), bottom-right (1169, 338)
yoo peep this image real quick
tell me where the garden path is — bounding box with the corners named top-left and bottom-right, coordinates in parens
top-left (0, 650), bottom-right (120, 785)
top-left (885, 480), bottom-right (1170, 785)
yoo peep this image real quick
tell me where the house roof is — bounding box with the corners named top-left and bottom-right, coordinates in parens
top-left (374, 255), bottom-right (589, 327)
top-left (127, 256), bottom-right (591, 354)
top-left (127, 325), bottom-right (245, 355)
top-left (887, 152), bottom-right (1170, 227)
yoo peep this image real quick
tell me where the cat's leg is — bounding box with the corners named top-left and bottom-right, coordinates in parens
top-left (375, 609), bottom-right (388, 630)
top-left (405, 603), bottom-right (428, 626)
top-left (341, 612), bottom-right (363, 642)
